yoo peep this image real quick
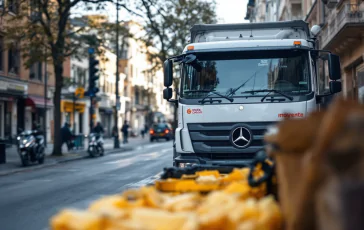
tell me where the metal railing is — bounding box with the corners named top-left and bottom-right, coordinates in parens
top-left (320, 3), bottom-right (364, 48)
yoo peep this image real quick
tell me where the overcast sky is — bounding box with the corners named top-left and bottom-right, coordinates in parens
top-left (73, 0), bottom-right (249, 24)
top-left (216, 0), bottom-right (249, 23)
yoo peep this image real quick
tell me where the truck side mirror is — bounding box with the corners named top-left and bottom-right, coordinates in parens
top-left (164, 60), bottom-right (173, 87)
top-left (329, 81), bottom-right (342, 94)
top-left (328, 54), bottom-right (341, 81)
top-left (163, 88), bottom-right (173, 100)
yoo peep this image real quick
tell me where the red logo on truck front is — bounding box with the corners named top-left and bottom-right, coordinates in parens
top-left (278, 113), bottom-right (304, 118)
top-left (186, 108), bottom-right (203, 114)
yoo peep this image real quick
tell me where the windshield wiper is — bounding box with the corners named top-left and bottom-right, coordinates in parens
top-left (242, 89), bottom-right (294, 102)
top-left (198, 90), bottom-right (234, 104)
top-left (226, 73), bottom-right (259, 97)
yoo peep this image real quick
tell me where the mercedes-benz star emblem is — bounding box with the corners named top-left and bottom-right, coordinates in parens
top-left (230, 127), bottom-right (252, 148)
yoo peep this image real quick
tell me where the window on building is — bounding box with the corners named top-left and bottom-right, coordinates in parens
top-left (8, 43), bottom-right (20, 74)
top-left (135, 88), bottom-right (140, 105)
top-left (0, 36), bottom-right (3, 71)
top-left (77, 67), bottom-right (86, 85)
top-left (356, 64), bottom-right (364, 103)
top-left (29, 62), bottom-right (42, 81)
top-left (8, 0), bottom-right (19, 14)
top-left (72, 65), bottom-right (77, 80)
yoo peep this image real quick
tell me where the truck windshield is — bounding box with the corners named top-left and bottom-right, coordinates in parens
top-left (181, 49), bottom-right (311, 99)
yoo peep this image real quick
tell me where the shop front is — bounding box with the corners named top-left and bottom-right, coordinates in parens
top-left (25, 95), bottom-right (53, 142)
top-left (0, 78), bottom-right (28, 142)
top-left (61, 100), bottom-right (86, 134)
top-left (99, 107), bottom-right (113, 137)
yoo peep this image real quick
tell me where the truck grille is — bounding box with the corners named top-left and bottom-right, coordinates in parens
top-left (187, 122), bottom-right (275, 160)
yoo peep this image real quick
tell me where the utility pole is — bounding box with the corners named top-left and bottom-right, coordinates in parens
top-left (43, 48), bottom-right (47, 147)
top-left (114, 0), bottom-right (120, 149)
top-left (73, 86), bottom-right (76, 134)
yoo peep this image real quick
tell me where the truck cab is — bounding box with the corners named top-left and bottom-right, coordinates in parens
top-left (163, 20), bottom-right (342, 167)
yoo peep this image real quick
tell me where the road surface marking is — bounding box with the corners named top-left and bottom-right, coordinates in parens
top-left (122, 172), bottom-right (163, 189)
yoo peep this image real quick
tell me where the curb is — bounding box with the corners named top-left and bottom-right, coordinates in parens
top-left (0, 146), bottom-right (136, 177)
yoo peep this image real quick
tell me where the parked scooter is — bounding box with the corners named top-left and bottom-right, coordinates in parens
top-left (17, 129), bottom-right (45, 166)
top-left (87, 133), bottom-right (104, 157)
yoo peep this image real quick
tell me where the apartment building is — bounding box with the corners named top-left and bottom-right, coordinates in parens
top-left (98, 47), bottom-right (126, 137)
top-left (245, 0), bottom-right (364, 102)
top-left (318, 0), bottom-right (364, 101)
top-left (0, 0), bottom-right (71, 143)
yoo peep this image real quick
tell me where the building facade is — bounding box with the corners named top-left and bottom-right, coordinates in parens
top-left (0, 31), bottom-right (69, 145)
top-left (98, 47), bottom-right (127, 137)
top-left (245, 0), bottom-right (364, 102)
top-left (318, 0), bottom-right (364, 101)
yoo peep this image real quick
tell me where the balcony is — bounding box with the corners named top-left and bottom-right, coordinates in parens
top-left (320, 3), bottom-right (364, 50)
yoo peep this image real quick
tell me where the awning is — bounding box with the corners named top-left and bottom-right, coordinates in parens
top-left (25, 96), bottom-right (53, 109)
top-left (61, 100), bottom-right (86, 113)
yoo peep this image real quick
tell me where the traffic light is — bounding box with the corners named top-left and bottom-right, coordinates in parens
top-left (88, 55), bottom-right (100, 97)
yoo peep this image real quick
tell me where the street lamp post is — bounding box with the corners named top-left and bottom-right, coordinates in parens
top-left (73, 92), bottom-right (76, 134)
top-left (114, 0), bottom-right (120, 149)
top-left (43, 48), bottom-right (47, 147)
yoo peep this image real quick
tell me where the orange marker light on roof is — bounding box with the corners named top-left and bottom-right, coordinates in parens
top-left (187, 45), bottom-right (194, 50)
top-left (294, 41), bottom-right (301, 45)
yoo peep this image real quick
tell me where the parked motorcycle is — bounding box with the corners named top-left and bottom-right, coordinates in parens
top-left (87, 133), bottom-right (104, 157)
top-left (17, 130), bottom-right (45, 166)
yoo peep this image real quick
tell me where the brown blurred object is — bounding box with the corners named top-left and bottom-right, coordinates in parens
top-left (315, 107), bottom-right (364, 230)
top-left (265, 96), bottom-right (364, 230)
top-left (264, 110), bottom-right (325, 229)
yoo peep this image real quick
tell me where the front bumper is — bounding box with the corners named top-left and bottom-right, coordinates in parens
top-left (174, 154), bottom-right (254, 167)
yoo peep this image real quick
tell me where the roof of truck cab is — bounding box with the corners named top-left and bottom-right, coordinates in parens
top-left (182, 39), bottom-right (311, 53)
top-left (190, 20), bottom-right (310, 43)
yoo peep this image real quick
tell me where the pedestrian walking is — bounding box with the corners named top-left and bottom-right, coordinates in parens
top-left (121, 120), bottom-right (129, 144)
top-left (143, 124), bottom-right (149, 138)
top-left (61, 122), bottom-right (73, 151)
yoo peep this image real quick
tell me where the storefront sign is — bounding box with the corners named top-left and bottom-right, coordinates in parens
top-left (61, 100), bottom-right (86, 113)
top-left (8, 83), bottom-right (26, 92)
top-left (0, 80), bottom-right (27, 93)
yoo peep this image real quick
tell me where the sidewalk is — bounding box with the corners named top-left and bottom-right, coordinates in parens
top-left (0, 136), bottom-right (151, 176)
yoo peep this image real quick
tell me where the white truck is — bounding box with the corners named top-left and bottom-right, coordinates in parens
top-left (163, 20), bottom-right (342, 167)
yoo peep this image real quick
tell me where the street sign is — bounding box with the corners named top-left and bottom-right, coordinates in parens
top-left (116, 101), bottom-right (121, 111)
top-left (88, 47), bottom-right (95, 54)
top-left (74, 87), bottom-right (85, 99)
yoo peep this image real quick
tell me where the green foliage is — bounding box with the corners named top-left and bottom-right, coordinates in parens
top-left (135, 0), bottom-right (217, 71)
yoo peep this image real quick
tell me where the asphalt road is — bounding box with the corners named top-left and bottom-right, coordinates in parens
top-left (0, 141), bottom-right (173, 230)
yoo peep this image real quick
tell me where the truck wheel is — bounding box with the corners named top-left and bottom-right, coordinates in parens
top-left (173, 143), bottom-right (178, 167)
top-left (150, 138), bottom-right (154, 142)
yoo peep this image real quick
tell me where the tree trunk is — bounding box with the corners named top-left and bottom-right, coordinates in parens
top-left (52, 63), bottom-right (64, 156)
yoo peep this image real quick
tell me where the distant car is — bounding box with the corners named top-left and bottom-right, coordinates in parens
top-left (149, 123), bottom-right (173, 142)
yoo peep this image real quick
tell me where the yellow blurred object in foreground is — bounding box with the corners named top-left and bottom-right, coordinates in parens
top-left (51, 164), bottom-right (281, 230)
top-left (51, 187), bottom-right (282, 230)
